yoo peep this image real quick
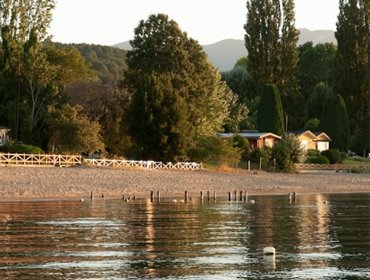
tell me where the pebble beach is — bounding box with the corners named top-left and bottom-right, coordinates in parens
top-left (0, 165), bottom-right (370, 200)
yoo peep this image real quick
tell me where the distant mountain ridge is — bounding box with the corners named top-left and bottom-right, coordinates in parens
top-left (114, 29), bottom-right (335, 71)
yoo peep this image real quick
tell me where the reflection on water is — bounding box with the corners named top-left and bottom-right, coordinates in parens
top-left (1, 193), bottom-right (370, 279)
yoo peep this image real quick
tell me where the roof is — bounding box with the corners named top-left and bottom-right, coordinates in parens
top-left (218, 132), bottom-right (282, 140)
top-left (290, 130), bottom-right (332, 142)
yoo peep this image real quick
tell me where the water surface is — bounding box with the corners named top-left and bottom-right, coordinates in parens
top-left (1, 193), bottom-right (370, 279)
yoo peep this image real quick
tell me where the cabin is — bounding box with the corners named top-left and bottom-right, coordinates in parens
top-left (218, 131), bottom-right (282, 149)
top-left (290, 130), bottom-right (331, 152)
top-left (0, 127), bottom-right (11, 146)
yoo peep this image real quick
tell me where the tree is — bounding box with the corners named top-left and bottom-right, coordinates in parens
top-left (298, 42), bottom-right (336, 99)
top-left (319, 94), bottom-right (350, 151)
top-left (244, 0), bottom-right (281, 97)
top-left (335, 0), bottom-right (370, 130)
top-left (305, 82), bottom-right (335, 120)
top-left (46, 104), bottom-right (104, 154)
top-left (125, 14), bottom-right (236, 161)
top-left (245, 0), bottom-right (302, 129)
top-left (257, 84), bottom-right (284, 136)
top-left (0, 0), bottom-right (56, 140)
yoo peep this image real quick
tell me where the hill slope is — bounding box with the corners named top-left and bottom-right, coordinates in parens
top-left (114, 29), bottom-right (335, 71)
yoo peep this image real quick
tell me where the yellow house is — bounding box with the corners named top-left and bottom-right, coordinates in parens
top-left (292, 130), bottom-right (332, 152)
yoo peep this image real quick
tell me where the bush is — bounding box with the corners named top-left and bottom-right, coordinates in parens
top-left (307, 149), bottom-right (320, 157)
top-left (1, 143), bottom-right (44, 154)
top-left (321, 149), bottom-right (342, 164)
top-left (188, 136), bottom-right (242, 167)
top-left (250, 147), bottom-right (272, 169)
top-left (305, 155), bottom-right (330, 164)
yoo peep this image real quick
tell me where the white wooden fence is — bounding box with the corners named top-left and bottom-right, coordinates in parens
top-left (0, 153), bottom-right (82, 167)
top-left (84, 159), bottom-right (202, 170)
top-left (0, 153), bottom-right (202, 171)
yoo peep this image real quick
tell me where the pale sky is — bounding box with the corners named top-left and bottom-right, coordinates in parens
top-left (49, 0), bottom-right (339, 46)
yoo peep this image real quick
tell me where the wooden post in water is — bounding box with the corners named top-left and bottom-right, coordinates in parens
top-left (185, 191), bottom-right (189, 202)
top-left (213, 191), bottom-right (217, 201)
top-left (207, 191), bottom-right (210, 201)
top-left (239, 191), bottom-right (243, 201)
top-left (228, 192), bottom-right (232, 201)
top-left (157, 191), bottom-right (161, 203)
top-left (150, 191), bottom-right (154, 203)
top-left (200, 191), bottom-right (204, 201)
top-left (234, 191), bottom-right (237, 201)
top-left (244, 191), bottom-right (248, 201)
top-left (90, 191), bottom-right (94, 200)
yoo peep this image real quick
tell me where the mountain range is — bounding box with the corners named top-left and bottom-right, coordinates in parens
top-left (114, 28), bottom-right (336, 72)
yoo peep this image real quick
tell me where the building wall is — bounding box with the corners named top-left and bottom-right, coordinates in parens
top-left (298, 134), bottom-right (316, 150)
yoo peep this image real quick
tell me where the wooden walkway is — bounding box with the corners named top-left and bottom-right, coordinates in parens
top-left (0, 153), bottom-right (82, 167)
top-left (295, 163), bottom-right (370, 172)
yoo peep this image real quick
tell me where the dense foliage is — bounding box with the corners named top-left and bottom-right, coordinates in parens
top-left (124, 14), bottom-right (237, 161)
top-left (244, 0), bottom-right (304, 129)
top-left (257, 84), bottom-right (285, 135)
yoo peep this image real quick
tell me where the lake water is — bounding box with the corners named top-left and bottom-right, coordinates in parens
top-left (1, 193), bottom-right (370, 280)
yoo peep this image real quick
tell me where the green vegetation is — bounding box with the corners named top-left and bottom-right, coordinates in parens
top-left (124, 14), bottom-right (237, 161)
top-left (0, 1), bottom-right (369, 166)
top-left (0, 142), bottom-right (44, 154)
top-left (257, 84), bottom-right (285, 136)
top-left (188, 136), bottom-right (242, 168)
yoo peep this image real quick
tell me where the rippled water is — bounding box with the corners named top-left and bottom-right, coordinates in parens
top-left (1, 193), bottom-right (370, 279)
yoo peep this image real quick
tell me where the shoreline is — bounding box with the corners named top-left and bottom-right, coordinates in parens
top-left (0, 165), bottom-right (369, 201)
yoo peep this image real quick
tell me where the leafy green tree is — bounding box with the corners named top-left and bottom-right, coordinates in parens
top-left (335, 0), bottom-right (370, 130)
top-left (257, 84), bottom-right (284, 136)
top-left (222, 66), bottom-right (250, 102)
top-left (306, 82), bottom-right (335, 120)
top-left (188, 136), bottom-right (242, 167)
top-left (319, 94), bottom-right (350, 151)
top-left (46, 104), bottom-right (104, 154)
top-left (244, 0), bottom-right (281, 97)
top-left (298, 42), bottom-right (336, 99)
top-left (125, 14), bottom-right (236, 161)
top-left (0, 0), bottom-right (55, 140)
top-left (303, 118), bottom-right (320, 131)
top-left (245, 0), bottom-right (302, 129)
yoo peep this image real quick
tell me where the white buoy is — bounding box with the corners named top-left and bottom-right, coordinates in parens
top-left (80, 198), bottom-right (84, 202)
top-left (263, 246), bottom-right (276, 255)
top-left (250, 199), bottom-right (256, 204)
top-left (172, 199), bottom-right (178, 203)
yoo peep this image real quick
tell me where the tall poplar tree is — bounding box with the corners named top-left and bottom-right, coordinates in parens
top-left (257, 84), bottom-right (285, 136)
top-left (244, 0), bottom-right (303, 129)
top-left (335, 0), bottom-right (370, 129)
top-left (125, 14), bottom-right (235, 161)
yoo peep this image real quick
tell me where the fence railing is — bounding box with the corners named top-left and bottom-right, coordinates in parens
top-left (295, 163), bottom-right (370, 172)
top-left (0, 153), bottom-right (82, 167)
top-left (84, 159), bottom-right (202, 171)
top-left (0, 153), bottom-right (202, 171)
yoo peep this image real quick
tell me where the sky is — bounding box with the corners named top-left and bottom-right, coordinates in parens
top-left (49, 0), bottom-right (339, 46)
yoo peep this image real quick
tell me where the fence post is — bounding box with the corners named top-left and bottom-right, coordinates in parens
top-left (259, 158), bottom-right (262, 171)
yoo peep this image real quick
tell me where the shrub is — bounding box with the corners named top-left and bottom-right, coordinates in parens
top-left (321, 149), bottom-right (342, 164)
top-left (250, 147), bottom-right (272, 169)
top-left (307, 149), bottom-right (320, 157)
top-left (232, 135), bottom-right (250, 160)
top-left (188, 136), bottom-right (242, 167)
top-left (305, 155), bottom-right (330, 164)
top-left (1, 143), bottom-right (44, 154)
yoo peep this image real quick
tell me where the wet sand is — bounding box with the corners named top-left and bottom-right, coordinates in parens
top-left (0, 165), bottom-right (369, 201)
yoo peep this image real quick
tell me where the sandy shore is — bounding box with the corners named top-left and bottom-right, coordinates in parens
top-left (0, 165), bottom-right (369, 200)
